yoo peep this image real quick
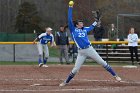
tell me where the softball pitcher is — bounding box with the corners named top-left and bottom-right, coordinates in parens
top-left (33, 27), bottom-right (55, 67)
top-left (59, 1), bottom-right (121, 86)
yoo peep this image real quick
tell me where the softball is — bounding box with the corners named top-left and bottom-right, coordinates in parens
top-left (69, 1), bottom-right (74, 6)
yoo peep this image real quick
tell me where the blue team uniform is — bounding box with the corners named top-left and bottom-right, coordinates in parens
top-left (59, 7), bottom-right (119, 85)
top-left (37, 32), bottom-right (54, 66)
top-left (38, 33), bottom-right (54, 44)
top-left (68, 7), bottom-right (97, 49)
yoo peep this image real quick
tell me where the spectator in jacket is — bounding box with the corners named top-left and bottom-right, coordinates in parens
top-left (94, 21), bottom-right (105, 48)
top-left (108, 24), bottom-right (118, 53)
top-left (56, 25), bottom-right (70, 64)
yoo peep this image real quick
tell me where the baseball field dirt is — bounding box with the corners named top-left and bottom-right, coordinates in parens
top-left (0, 65), bottom-right (140, 93)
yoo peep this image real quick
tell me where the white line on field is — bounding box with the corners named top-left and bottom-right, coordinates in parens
top-left (1, 78), bottom-right (140, 85)
top-left (0, 78), bottom-right (111, 81)
top-left (0, 87), bottom-right (121, 92)
top-left (0, 78), bottom-right (112, 81)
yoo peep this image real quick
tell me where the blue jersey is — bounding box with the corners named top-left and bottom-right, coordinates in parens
top-left (68, 7), bottom-right (97, 49)
top-left (38, 33), bottom-right (54, 44)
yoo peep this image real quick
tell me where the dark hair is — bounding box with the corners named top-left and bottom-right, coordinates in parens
top-left (60, 25), bottom-right (68, 31)
top-left (74, 20), bottom-right (83, 27)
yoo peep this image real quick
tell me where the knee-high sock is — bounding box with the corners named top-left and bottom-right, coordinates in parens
top-left (38, 55), bottom-right (42, 64)
top-left (104, 64), bottom-right (116, 76)
top-left (43, 57), bottom-right (48, 64)
top-left (65, 72), bottom-right (75, 83)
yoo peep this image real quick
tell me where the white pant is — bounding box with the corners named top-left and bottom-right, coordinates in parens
top-left (37, 42), bottom-right (49, 58)
top-left (72, 46), bottom-right (107, 74)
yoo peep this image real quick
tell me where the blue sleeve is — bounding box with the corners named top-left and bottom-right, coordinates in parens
top-left (85, 21), bottom-right (97, 32)
top-left (68, 7), bottom-right (75, 32)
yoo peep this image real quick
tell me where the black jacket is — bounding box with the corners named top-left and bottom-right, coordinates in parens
top-left (94, 26), bottom-right (105, 39)
top-left (56, 31), bottom-right (69, 45)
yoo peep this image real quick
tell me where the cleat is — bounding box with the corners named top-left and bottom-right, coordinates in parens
top-left (42, 64), bottom-right (48, 67)
top-left (59, 82), bottom-right (67, 87)
top-left (39, 63), bottom-right (43, 67)
top-left (114, 76), bottom-right (121, 81)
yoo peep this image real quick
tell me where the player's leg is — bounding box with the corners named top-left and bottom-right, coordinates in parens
top-left (37, 42), bottom-right (43, 67)
top-left (87, 46), bottom-right (121, 81)
top-left (66, 54), bottom-right (86, 83)
top-left (43, 45), bottom-right (49, 67)
top-left (59, 52), bottom-right (86, 86)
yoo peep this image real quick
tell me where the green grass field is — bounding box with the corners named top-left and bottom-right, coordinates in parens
top-left (49, 46), bottom-right (59, 57)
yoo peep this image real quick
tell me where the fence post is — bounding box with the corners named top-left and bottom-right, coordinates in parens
top-left (106, 44), bottom-right (108, 62)
top-left (13, 44), bottom-right (15, 62)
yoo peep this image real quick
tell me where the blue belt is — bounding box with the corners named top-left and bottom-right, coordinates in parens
top-left (78, 45), bottom-right (91, 50)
